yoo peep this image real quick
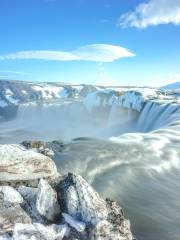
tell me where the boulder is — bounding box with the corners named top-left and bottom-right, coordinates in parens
top-left (0, 144), bottom-right (58, 187)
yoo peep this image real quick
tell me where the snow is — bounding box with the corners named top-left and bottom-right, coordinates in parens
top-left (5, 89), bottom-right (19, 104)
top-left (32, 84), bottom-right (68, 99)
top-left (83, 89), bottom-right (151, 112)
top-left (83, 87), bottom-right (169, 113)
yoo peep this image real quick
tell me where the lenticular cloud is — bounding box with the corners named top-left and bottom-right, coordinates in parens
top-left (0, 44), bottom-right (135, 63)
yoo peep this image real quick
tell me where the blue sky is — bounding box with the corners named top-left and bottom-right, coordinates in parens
top-left (0, 0), bottom-right (180, 86)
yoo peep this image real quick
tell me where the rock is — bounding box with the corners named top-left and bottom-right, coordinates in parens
top-left (53, 173), bottom-right (134, 240)
top-left (17, 186), bottom-right (46, 223)
top-left (89, 219), bottom-right (133, 240)
top-left (56, 173), bottom-right (108, 226)
top-left (21, 141), bottom-right (54, 158)
top-left (0, 186), bottom-right (23, 204)
top-left (0, 144), bottom-right (58, 187)
top-left (13, 223), bottom-right (69, 240)
top-left (62, 212), bottom-right (86, 233)
top-left (21, 140), bottom-right (65, 158)
top-left (0, 202), bottom-right (31, 234)
top-left (36, 179), bottom-right (60, 222)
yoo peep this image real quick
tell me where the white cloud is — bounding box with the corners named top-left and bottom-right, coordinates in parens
top-left (0, 44), bottom-right (135, 63)
top-left (118, 0), bottom-right (180, 28)
top-left (1, 51), bottom-right (78, 61)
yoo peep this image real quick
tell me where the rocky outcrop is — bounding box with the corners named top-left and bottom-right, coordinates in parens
top-left (0, 144), bottom-right (58, 187)
top-left (0, 143), bottom-right (134, 239)
top-left (0, 173), bottom-right (134, 239)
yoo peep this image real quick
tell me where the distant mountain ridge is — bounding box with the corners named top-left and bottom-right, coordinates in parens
top-left (0, 80), bottom-right (99, 120)
top-left (161, 82), bottom-right (180, 90)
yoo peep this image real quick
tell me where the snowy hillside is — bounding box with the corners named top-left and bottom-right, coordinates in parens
top-left (161, 81), bottom-right (180, 90)
top-left (0, 80), bottom-right (179, 121)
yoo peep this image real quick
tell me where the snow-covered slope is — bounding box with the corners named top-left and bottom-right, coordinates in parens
top-left (161, 81), bottom-right (180, 90)
top-left (0, 80), bottom-right (99, 120)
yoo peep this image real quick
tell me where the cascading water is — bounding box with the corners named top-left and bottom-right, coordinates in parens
top-left (0, 89), bottom-right (180, 240)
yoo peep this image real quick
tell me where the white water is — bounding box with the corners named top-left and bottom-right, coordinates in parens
top-left (0, 96), bottom-right (180, 240)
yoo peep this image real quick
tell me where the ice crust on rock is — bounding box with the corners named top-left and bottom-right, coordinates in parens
top-left (36, 179), bottom-right (60, 222)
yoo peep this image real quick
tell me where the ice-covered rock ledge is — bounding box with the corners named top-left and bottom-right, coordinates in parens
top-left (0, 144), bottom-right (134, 240)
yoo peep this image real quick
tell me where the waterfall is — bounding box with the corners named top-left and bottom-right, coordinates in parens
top-left (136, 101), bottom-right (180, 132)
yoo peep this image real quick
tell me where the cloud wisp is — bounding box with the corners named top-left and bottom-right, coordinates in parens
top-left (118, 0), bottom-right (180, 28)
top-left (0, 70), bottom-right (30, 75)
top-left (0, 44), bottom-right (135, 63)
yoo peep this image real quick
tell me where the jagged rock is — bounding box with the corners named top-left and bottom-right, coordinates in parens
top-left (36, 179), bottom-right (60, 222)
top-left (0, 144), bottom-right (58, 187)
top-left (17, 186), bottom-right (46, 223)
top-left (13, 223), bottom-right (69, 240)
top-left (56, 173), bottom-right (108, 226)
top-left (53, 173), bottom-right (133, 240)
top-left (0, 186), bottom-right (23, 204)
top-left (0, 202), bottom-right (31, 234)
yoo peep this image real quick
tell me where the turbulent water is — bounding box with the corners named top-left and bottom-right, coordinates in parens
top-left (1, 97), bottom-right (180, 240)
